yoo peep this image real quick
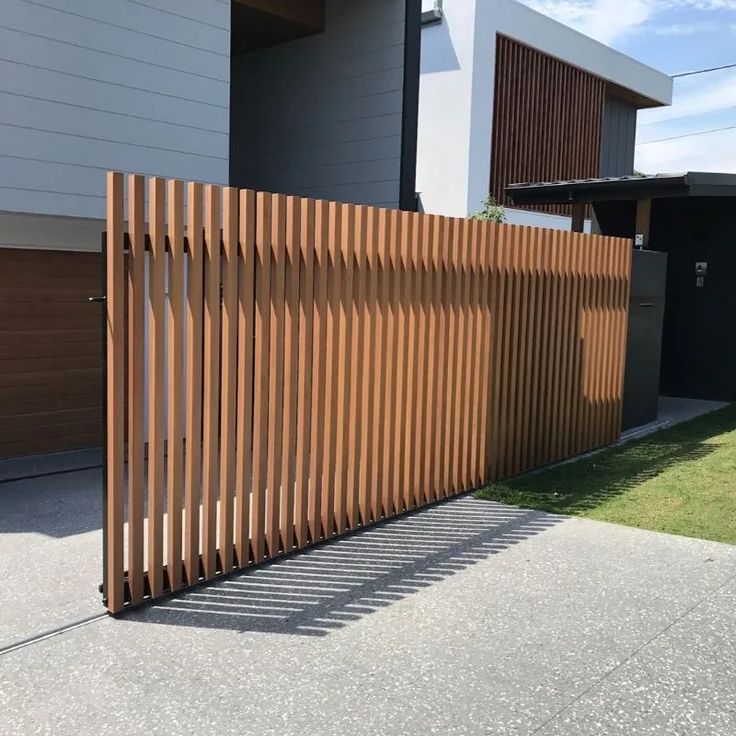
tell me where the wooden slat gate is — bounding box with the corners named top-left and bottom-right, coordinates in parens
top-left (103, 172), bottom-right (631, 613)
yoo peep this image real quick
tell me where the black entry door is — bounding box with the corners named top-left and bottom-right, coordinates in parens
top-left (657, 198), bottom-right (736, 402)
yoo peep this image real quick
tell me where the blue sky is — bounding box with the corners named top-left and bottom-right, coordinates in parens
top-left (522, 0), bottom-right (736, 173)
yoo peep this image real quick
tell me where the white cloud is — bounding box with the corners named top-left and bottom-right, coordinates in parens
top-left (636, 68), bottom-right (736, 174)
top-left (635, 127), bottom-right (736, 173)
top-left (639, 71), bottom-right (736, 126)
top-left (521, 0), bottom-right (736, 44)
top-left (671, 0), bottom-right (736, 8)
top-left (524, 0), bottom-right (656, 44)
top-left (649, 20), bottom-right (719, 34)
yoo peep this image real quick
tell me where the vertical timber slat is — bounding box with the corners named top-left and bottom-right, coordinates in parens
top-left (202, 185), bottom-right (221, 579)
top-left (308, 201), bottom-right (328, 543)
top-left (266, 194), bottom-right (287, 558)
top-left (322, 202), bottom-right (340, 538)
top-left (105, 171), bottom-right (125, 614)
top-left (147, 177), bottom-right (166, 599)
top-left (126, 174), bottom-right (145, 605)
top-left (395, 212), bottom-right (411, 510)
top-left (279, 197), bottom-right (300, 552)
top-left (356, 206), bottom-right (373, 525)
top-left (347, 206), bottom-right (365, 529)
top-left (235, 189), bottom-right (256, 566)
top-left (334, 204), bottom-right (355, 533)
top-left (184, 182), bottom-right (204, 585)
top-left (382, 209), bottom-right (399, 517)
top-left (166, 179), bottom-right (185, 592)
top-left (369, 209), bottom-right (386, 521)
top-left (219, 188), bottom-right (239, 573)
top-left (251, 193), bottom-right (272, 563)
top-left (295, 199), bottom-right (315, 547)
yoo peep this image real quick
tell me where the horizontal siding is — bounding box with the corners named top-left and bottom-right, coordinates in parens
top-left (0, 0), bottom-right (229, 219)
top-left (231, 0), bottom-right (406, 209)
top-left (2, 0), bottom-right (227, 78)
top-left (18, 0), bottom-right (228, 54)
top-left (0, 127), bottom-right (227, 180)
top-left (0, 27), bottom-right (228, 103)
top-left (0, 61), bottom-right (229, 133)
top-left (0, 91), bottom-right (228, 156)
top-left (118, 0), bottom-right (229, 29)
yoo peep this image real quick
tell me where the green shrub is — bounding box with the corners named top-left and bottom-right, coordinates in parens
top-left (470, 195), bottom-right (506, 223)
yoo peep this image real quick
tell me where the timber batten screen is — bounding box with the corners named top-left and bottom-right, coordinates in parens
top-left (104, 172), bottom-right (631, 613)
top-left (490, 35), bottom-right (606, 217)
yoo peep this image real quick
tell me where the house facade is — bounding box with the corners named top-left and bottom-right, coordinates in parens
top-left (416, 0), bottom-right (674, 227)
top-left (0, 0), bottom-right (421, 459)
top-left (0, 0), bottom-right (675, 460)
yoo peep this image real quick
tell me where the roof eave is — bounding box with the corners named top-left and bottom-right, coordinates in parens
top-left (505, 176), bottom-right (691, 205)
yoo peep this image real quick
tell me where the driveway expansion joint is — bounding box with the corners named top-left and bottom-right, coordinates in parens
top-left (529, 568), bottom-right (736, 735)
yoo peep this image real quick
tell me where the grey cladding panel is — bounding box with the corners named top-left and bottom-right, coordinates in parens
top-left (600, 93), bottom-right (638, 177)
top-left (0, 0), bottom-right (229, 219)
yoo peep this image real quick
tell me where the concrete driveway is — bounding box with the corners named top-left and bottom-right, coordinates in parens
top-left (0, 453), bottom-right (103, 649)
top-left (1, 468), bottom-right (735, 735)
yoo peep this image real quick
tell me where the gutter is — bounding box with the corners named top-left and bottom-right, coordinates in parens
top-left (421, 0), bottom-right (443, 26)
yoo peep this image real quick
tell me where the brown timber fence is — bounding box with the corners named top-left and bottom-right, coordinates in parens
top-left (104, 172), bottom-right (631, 613)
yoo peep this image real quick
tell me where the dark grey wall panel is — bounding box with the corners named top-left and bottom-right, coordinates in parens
top-left (621, 249), bottom-right (667, 430)
top-left (231, 0), bottom-right (406, 209)
top-left (600, 93), bottom-right (637, 177)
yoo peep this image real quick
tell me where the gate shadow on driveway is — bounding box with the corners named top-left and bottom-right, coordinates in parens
top-left (129, 497), bottom-right (563, 637)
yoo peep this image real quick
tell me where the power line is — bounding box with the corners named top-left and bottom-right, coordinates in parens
top-left (672, 62), bottom-right (736, 78)
top-left (637, 123), bottom-right (736, 146)
top-left (639, 104), bottom-right (736, 128)
top-left (635, 63), bottom-right (736, 146)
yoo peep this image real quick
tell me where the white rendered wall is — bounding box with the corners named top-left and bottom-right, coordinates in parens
top-left (416, 0), bottom-right (480, 217)
top-left (504, 207), bottom-right (592, 234)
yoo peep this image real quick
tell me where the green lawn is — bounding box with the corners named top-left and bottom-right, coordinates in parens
top-left (476, 403), bottom-right (736, 545)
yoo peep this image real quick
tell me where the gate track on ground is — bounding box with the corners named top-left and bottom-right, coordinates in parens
top-left (0, 614), bottom-right (107, 658)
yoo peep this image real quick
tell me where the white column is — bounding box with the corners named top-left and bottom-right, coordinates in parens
top-left (416, 0), bottom-right (487, 217)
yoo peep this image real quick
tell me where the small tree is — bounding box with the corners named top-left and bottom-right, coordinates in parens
top-left (471, 195), bottom-right (506, 223)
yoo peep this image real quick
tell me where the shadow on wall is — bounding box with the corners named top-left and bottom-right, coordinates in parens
top-left (127, 497), bottom-right (564, 637)
top-left (420, 19), bottom-right (460, 75)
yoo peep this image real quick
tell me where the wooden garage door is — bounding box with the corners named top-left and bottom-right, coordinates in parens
top-left (0, 248), bottom-right (102, 459)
